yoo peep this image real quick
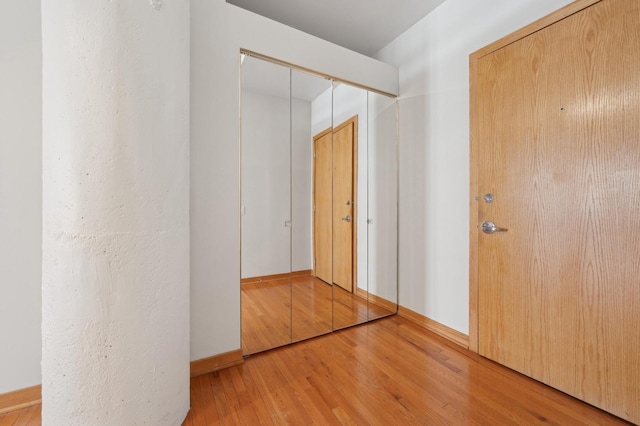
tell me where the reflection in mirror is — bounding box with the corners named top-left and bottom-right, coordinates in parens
top-left (367, 92), bottom-right (398, 321)
top-left (240, 55), bottom-right (292, 354)
top-left (291, 69), bottom-right (333, 342)
top-left (240, 52), bottom-right (398, 355)
top-left (329, 82), bottom-right (370, 330)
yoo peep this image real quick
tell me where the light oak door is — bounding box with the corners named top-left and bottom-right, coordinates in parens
top-left (332, 119), bottom-right (355, 292)
top-left (314, 129), bottom-right (333, 284)
top-left (475, 0), bottom-right (639, 423)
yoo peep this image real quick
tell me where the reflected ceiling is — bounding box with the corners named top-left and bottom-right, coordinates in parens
top-left (242, 56), bottom-right (330, 102)
top-left (227, 0), bottom-right (447, 56)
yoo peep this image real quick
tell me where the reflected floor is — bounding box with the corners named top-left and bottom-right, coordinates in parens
top-left (242, 274), bottom-right (396, 355)
top-left (241, 277), bottom-right (292, 355)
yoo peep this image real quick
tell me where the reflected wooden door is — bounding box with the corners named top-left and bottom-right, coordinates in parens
top-left (475, 0), bottom-right (640, 423)
top-left (332, 118), bottom-right (355, 292)
top-left (314, 129), bottom-right (332, 283)
top-left (313, 117), bottom-right (356, 292)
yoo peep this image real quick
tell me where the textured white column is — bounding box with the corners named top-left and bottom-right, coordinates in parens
top-left (42, 1), bottom-right (190, 425)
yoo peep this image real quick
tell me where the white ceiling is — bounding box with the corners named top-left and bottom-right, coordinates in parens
top-left (227, 0), bottom-right (447, 57)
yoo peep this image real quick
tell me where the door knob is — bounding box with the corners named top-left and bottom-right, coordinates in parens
top-left (482, 221), bottom-right (508, 234)
top-left (341, 215), bottom-right (351, 223)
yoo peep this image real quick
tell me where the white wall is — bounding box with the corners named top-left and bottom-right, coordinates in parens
top-left (190, 0), bottom-right (398, 361)
top-left (241, 90), bottom-right (313, 278)
top-left (241, 90), bottom-right (290, 278)
top-left (291, 98), bottom-right (313, 272)
top-left (367, 93), bottom-right (398, 302)
top-left (376, 0), bottom-right (574, 334)
top-left (0, 0), bottom-right (42, 394)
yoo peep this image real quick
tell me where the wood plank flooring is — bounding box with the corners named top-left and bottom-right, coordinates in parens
top-left (242, 274), bottom-right (395, 354)
top-left (0, 405), bottom-right (40, 426)
top-left (185, 316), bottom-right (629, 425)
top-left (241, 277), bottom-right (293, 354)
top-left (1, 316), bottom-right (629, 425)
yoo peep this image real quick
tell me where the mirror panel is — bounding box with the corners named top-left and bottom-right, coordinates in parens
top-left (367, 92), bottom-right (398, 321)
top-left (240, 53), bottom-right (398, 354)
top-left (240, 55), bottom-right (292, 354)
top-left (331, 82), bottom-right (370, 330)
top-left (291, 69), bottom-right (333, 342)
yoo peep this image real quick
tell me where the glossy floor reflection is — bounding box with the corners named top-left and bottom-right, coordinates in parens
top-left (241, 274), bottom-right (396, 354)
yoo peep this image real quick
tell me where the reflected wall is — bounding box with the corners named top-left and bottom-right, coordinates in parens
top-left (241, 53), bottom-right (398, 355)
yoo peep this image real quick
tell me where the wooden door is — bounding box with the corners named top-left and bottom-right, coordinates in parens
top-left (314, 129), bottom-right (333, 283)
top-left (473, 0), bottom-right (640, 422)
top-left (332, 119), bottom-right (355, 292)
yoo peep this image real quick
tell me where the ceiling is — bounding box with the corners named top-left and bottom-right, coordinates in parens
top-left (226, 0), bottom-right (447, 57)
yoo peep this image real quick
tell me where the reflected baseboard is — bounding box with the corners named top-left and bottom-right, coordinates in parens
top-left (397, 306), bottom-right (469, 349)
top-left (355, 287), bottom-right (398, 313)
top-left (241, 270), bottom-right (313, 285)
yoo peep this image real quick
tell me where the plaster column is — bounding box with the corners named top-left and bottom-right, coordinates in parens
top-left (41, 1), bottom-right (190, 424)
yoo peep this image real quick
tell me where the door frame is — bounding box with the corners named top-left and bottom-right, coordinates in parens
top-left (468, 0), bottom-right (601, 353)
top-left (312, 127), bottom-right (332, 283)
top-left (312, 115), bottom-right (358, 291)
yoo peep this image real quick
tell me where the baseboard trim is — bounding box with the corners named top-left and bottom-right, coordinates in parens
top-left (398, 306), bottom-right (469, 349)
top-left (0, 385), bottom-right (41, 415)
top-left (190, 349), bottom-right (244, 378)
top-left (0, 351), bottom-right (245, 415)
top-left (355, 287), bottom-right (368, 300)
top-left (355, 288), bottom-right (398, 313)
top-left (241, 270), bottom-right (313, 285)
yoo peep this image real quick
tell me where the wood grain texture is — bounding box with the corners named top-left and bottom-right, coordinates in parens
top-left (242, 273), bottom-right (394, 353)
top-left (332, 117), bottom-right (355, 292)
top-left (473, 0), bottom-right (640, 422)
top-left (471, 0), bottom-right (601, 60)
top-left (468, 48), bottom-right (480, 354)
top-left (190, 350), bottom-right (244, 378)
top-left (398, 306), bottom-right (469, 349)
top-left (332, 284), bottom-right (367, 330)
top-left (188, 316), bottom-right (629, 425)
top-left (469, 0), bottom-right (603, 356)
top-left (313, 130), bottom-right (333, 283)
top-left (241, 277), bottom-right (292, 355)
top-left (291, 275), bottom-right (333, 342)
top-left (0, 404), bottom-right (41, 425)
top-left (0, 317), bottom-right (628, 425)
top-left (0, 386), bottom-right (41, 416)
top-left (240, 269), bottom-right (312, 285)
top-left (356, 287), bottom-right (398, 316)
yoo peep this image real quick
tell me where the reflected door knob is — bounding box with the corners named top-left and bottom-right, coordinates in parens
top-left (482, 221), bottom-right (508, 234)
top-left (341, 215), bottom-right (351, 223)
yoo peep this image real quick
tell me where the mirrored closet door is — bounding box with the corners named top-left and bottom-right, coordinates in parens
top-left (366, 92), bottom-right (398, 321)
top-left (240, 57), bottom-right (293, 354)
top-left (241, 53), bottom-right (398, 355)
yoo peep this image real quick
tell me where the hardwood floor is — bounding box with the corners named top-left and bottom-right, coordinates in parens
top-left (186, 316), bottom-right (629, 425)
top-left (332, 285), bottom-right (393, 330)
top-left (0, 405), bottom-right (40, 426)
top-left (241, 274), bottom-right (395, 354)
top-left (0, 316), bottom-right (629, 425)
top-left (241, 277), bottom-right (293, 354)
top-left (291, 275), bottom-right (333, 342)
